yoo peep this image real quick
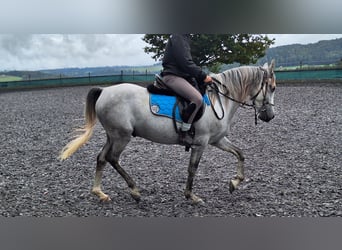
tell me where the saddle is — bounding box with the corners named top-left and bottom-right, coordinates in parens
top-left (147, 74), bottom-right (210, 125)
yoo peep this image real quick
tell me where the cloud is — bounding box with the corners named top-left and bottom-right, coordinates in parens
top-left (0, 34), bottom-right (156, 71)
top-left (269, 34), bottom-right (342, 47)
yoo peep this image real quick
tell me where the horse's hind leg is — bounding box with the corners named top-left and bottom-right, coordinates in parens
top-left (91, 136), bottom-right (111, 201)
top-left (212, 137), bottom-right (245, 193)
top-left (105, 134), bottom-right (141, 202)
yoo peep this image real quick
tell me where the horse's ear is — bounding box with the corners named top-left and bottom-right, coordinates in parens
top-left (262, 62), bottom-right (268, 68)
top-left (269, 59), bottom-right (275, 71)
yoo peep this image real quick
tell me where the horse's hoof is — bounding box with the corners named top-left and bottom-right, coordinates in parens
top-left (92, 188), bottom-right (111, 202)
top-left (190, 194), bottom-right (205, 205)
top-left (193, 197), bottom-right (205, 206)
top-left (229, 180), bottom-right (236, 194)
top-left (130, 188), bottom-right (141, 203)
top-left (184, 190), bottom-right (204, 205)
top-left (100, 195), bottom-right (111, 202)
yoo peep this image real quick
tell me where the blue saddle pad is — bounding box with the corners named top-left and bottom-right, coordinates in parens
top-left (149, 94), bottom-right (210, 123)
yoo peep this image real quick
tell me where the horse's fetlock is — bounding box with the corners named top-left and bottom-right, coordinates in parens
top-left (184, 190), bottom-right (191, 199)
top-left (234, 175), bottom-right (244, 181)
top-left (130, 187), bottom-right (141, 202)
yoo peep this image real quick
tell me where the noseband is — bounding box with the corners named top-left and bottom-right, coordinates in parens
top-left (210, 68), bottom-right (274, 125)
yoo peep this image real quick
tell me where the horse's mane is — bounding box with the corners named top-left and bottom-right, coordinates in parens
top-left (212, 66), bottom-right (264, 102)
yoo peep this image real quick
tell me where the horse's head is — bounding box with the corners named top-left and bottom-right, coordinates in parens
top-left (253, 59), bottom-right (276, 123)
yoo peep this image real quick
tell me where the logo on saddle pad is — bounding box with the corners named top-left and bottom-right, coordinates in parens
top-left (149, 94), bottom-right (210, 123)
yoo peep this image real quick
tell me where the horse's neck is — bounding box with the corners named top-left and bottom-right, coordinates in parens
top-left (207, 79), bottom-right (240, 133)
top-left (216, 67), bottom-right (260, 103)
top-left (212, 72), bottom-right (242, 102)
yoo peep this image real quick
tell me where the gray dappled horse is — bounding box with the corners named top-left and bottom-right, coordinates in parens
top-left (59, 60), bottom-right (276, 205)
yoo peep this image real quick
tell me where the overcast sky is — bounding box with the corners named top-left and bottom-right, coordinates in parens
top-left (0, 34), bottom-right (341, 71)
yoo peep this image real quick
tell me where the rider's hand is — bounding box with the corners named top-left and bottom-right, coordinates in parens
top-left (204, 75), bottom-right (213, 84)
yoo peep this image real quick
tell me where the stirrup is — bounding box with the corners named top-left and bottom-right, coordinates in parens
top-left (180, 122), bottom-right (192, 131)
top-left (178, 129), bottom-right (194, 152)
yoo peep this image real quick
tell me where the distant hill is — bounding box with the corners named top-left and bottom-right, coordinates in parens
top-left (0, 64), bottom-right (162, 81)
top-left (40, 64), bottom-right (162, 77)
top-left (0, 70), bottom-right (57, 81)
top-left (258, 38), bottom-right (342, 67)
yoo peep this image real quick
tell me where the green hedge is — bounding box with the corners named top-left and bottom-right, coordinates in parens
top-left (0, 74), bottom-right (155, 90)
top-left (1, 69), bottom-right (342, 90)
top-left (275, 69), bottom-right (342, 81)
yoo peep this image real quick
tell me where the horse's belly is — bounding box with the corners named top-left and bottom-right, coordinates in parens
top-left (133, 116), bottom-right (179, 144)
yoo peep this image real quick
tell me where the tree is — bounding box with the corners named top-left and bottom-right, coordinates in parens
top-left (143, 34), bottom-right (274, 72)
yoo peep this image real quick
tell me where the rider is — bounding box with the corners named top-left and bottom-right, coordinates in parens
top-left (161, 34), bottom-right (212, 145)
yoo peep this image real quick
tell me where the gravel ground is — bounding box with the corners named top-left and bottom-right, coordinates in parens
top-left (0, 82), bottom-right (341, 217)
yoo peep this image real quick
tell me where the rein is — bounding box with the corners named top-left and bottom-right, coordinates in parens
top-left (209, 70), bottom-right (273, 125)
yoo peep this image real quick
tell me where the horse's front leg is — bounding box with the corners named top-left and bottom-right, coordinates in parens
top-left (184, 146), bottom-right (206, 205)
top-left (212, 137), bottom-right (245, 193)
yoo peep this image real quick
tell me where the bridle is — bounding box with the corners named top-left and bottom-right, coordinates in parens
top-left (209, 68), bottom-right (274, 125)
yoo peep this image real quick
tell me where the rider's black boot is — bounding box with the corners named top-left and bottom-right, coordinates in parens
top-left (178, 123), bottom-right (195, 151)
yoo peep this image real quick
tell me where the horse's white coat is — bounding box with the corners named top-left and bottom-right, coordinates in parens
top-left (60, 61), bottom-right (276, 204)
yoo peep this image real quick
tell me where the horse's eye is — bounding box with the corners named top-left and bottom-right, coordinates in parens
top-left (270, 86), bottom-right (276, 92)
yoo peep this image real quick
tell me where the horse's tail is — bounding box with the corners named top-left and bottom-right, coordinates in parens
top-left (59, 87), bottom-right (103, 160)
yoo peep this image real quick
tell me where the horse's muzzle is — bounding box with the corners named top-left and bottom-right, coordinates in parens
top-left (258, 104), bottom-right (275, 122)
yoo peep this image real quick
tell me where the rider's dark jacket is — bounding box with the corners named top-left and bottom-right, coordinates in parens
top-left (161, 34), bottom-right (207, 83)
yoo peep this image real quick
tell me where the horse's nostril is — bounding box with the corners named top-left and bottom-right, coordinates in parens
top-left (267, 114), bottom-right (275, 122)
top-left (258, 112), bottom-right (274, 122)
